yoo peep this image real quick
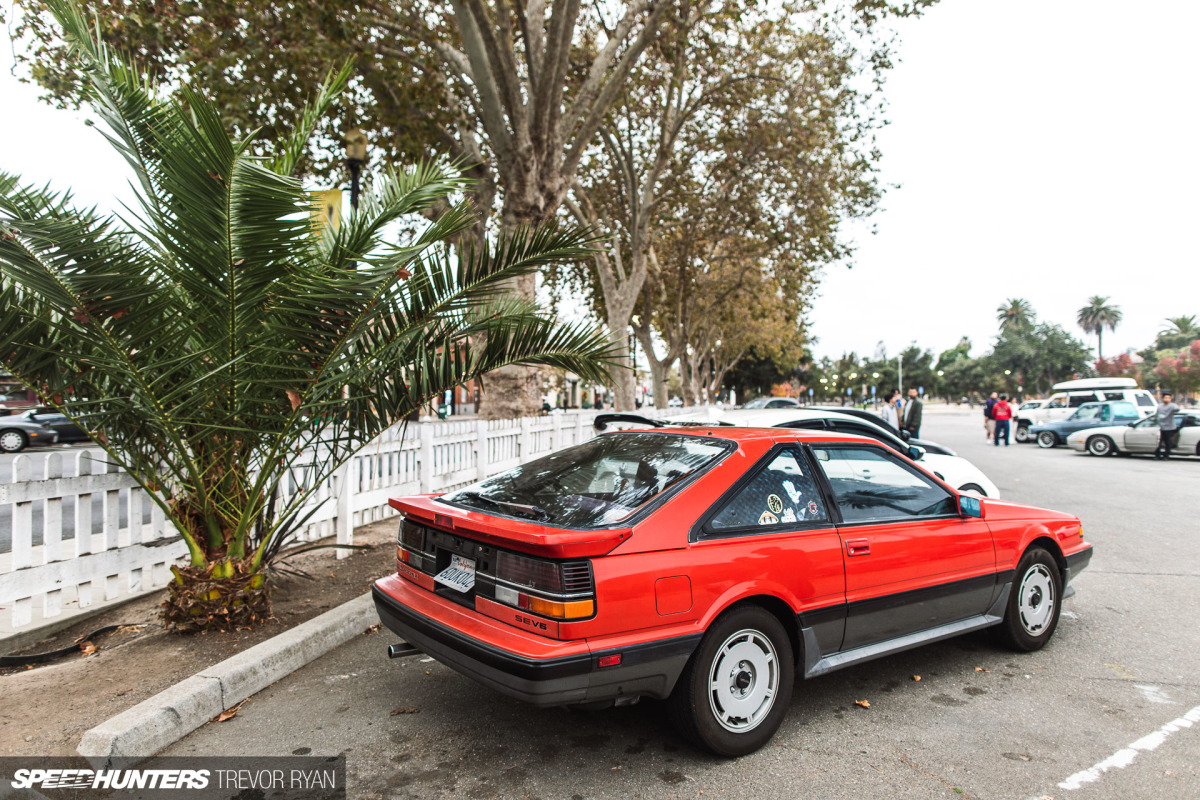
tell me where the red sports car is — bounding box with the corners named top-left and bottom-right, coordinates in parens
top-left (373, 426), bottom-right (1092, 756)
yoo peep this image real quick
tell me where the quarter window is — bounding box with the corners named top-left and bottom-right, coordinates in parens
top-left (811, 446), bottom-right (957, 524)
top-left (1068, 394), bottom-right (1095, 408)
top-left (709, 450), bottom-right (828, 531)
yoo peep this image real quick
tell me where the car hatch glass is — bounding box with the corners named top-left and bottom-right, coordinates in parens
top-left (811, 446), bottom-right (957, 523)
top-left (441, 432), bottom-right (729, 529)
top-left (709, 450), bottom-right (828, 531)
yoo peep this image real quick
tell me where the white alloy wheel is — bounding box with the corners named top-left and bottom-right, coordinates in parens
top-left (1037, 431), bottom-right (1057, 448)
top-left (1086, 436), bottom-right (1113, 456)
top-left (0, 430), bottom-right (27, 453)
top-left (707, 629), bottom-right (780, 733)
top-left (1017, 563), bottom-right (1055, 636)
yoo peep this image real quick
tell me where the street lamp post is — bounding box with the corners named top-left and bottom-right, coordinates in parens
top-left (344, 128), bottom-right (369, 211)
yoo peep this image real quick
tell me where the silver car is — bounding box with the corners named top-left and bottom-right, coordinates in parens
top-left (0, 415), bottom-right (60, 453)
top-left (1066, 412), bottom-right (1200, 457)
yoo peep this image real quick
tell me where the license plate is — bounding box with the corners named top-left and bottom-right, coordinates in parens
top-left (434, 554), bottom-right (476, 593)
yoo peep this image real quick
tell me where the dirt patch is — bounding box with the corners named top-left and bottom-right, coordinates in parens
top-left (0, 518), bottom-right (399, 757)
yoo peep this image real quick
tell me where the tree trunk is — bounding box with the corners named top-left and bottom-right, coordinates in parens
top-left (634, 321), bottom-right (674, 410)
top-left (609, 330), bottom-right (637, 411)
top-left (481, 208), bottom-right (547, 420)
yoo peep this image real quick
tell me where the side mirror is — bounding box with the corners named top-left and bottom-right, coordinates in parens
top-left (899, 429), bottom-right (912, 441)
top-left (959, 494), bottom-right (984, 518)
top-left (907, 445), bottom-right (926, 461)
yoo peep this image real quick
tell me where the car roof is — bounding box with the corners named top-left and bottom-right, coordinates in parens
top-left (610, 423), bottom-right (882, 447)
top-left (675, 407), bottom-right (882, 428)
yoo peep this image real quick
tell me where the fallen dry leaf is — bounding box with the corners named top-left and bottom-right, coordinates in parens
top-left (79, 641), bottom-right (97, 656)
top-left (214, 700), bottom-right (245, 722)
top-left (390, 707), bottom-right (419, 716)
top-left (975, 666), bottom-right (991, 673)
top-left (912, 675), bottom-right (922, 682)
top-left (855, 699), bottom-right (870, 709)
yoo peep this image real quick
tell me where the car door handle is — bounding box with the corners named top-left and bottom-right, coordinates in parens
top-left (846, 538), bottom-right (871, 557)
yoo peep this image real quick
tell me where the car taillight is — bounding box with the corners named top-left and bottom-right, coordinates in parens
top-left (492, 551), bottom-right (595, 620)
top-left (396, 517), bottom-right (436, 575)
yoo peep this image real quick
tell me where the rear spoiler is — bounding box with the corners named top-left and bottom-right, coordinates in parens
top-left (592, 413), bottom-right (732, 431)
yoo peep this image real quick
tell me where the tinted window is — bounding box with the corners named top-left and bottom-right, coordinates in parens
top-left (709, 450), bottom-right (828, 531)
top-left (829, 421), bottom-right (904, 455)
top-left (442, 433), bottom-right (729, 528)
top-left (1068, 394), bottom-right (1096, 407)
top-left (1103, 392), bottom-right (1126, 401)
top-left (1047, 394), bottom-right (1068, 408)
top-left (812, 447), bottom-right (957, 523)
top-left (1071, 405), bottom-right (1102, 420)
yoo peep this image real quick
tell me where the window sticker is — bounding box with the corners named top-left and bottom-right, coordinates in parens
top-left (782, 480), bottom-right (802, 504)
top-left (780, 508), bottom-right (796, 523)
top-left (767, 494), bottom-right (783, 514)
top-left (758, 510), bottom-right (779, 525)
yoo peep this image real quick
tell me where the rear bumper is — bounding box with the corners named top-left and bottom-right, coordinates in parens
top-left (372, 576), bottom-right (699, 708)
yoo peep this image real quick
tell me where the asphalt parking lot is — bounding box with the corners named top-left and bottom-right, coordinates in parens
top-left (161, 408), bottom-right (1200, 799)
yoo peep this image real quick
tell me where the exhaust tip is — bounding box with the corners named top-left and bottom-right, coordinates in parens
top-left (388, 642), bottom-right (420, 659)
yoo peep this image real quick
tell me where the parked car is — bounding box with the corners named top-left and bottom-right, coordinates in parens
top-left (1030, 401), bottom-right (1141, 448)
top-left (1067, 411), bottom-right (1200, 457)
top-left (800, 406), bottom-right (957, 455)
top-left (9, 408), bottom-right (90, 443)
top-left (657, 407), bottom-right (999, 497)
top-left (0, 417), bottom-right (60, 453)
top-left (373, 426), bottom-right (1092, 756)
top-left (1015, 378), bottom-right (1156, 443)
top-left (742, 396), bottom-right (800, 409)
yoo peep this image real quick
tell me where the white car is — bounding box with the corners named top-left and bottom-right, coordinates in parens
top-left (671, 408), bottom-right (1001, 498)
top-left (1066, 411), bottom-right (1200, 457)
top-left (1015, 377), bottom-right (1157, 442)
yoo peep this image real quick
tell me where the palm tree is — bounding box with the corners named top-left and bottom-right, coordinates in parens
top-left (996, 298), bottom-right (1036, 333)
top-left (0, 0), bottom-right (616, 630)
top-left (1161, 315), bottom-right (1199, 339)
top-left (1077, 296), bottom-right (1123, 360)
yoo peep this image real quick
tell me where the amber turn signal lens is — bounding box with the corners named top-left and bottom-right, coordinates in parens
top-left (523, 596), bottom-right (594, 619)
top-left (397, 546), bottom-right (409, 563)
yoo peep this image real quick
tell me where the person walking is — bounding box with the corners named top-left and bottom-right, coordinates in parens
top-left (1155, 391), bottom-right (1181, 459)
top-left (993, 393), bottom-right (1013, 446)
top-left (901, 387), bottom-right (923, 439)
top-left (879, 390), bottom-right (900, 431)
top-left (983, 391), bottom-right (998, 442)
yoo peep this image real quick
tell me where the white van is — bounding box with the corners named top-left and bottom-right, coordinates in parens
top-left (1015, 378), bottom-right (1157, 443)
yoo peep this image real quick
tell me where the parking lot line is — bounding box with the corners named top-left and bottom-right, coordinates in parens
top-left (1057, 704), bottom-right (1200, 791)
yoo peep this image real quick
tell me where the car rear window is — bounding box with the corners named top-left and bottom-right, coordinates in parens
top-left (440, 433), bottom-right (731, 529)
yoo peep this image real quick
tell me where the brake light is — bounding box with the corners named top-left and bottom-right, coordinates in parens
top-left (396, 517), bottom-right (436, 575)
top-left (492, 552), bottom-right (595, 620)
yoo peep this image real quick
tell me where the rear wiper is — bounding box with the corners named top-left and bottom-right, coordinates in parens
top-left (458, 491), bottom-right (551, 522)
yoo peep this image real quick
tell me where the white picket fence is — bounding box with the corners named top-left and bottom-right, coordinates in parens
top-left (0, 408), bottom-right (688, 640)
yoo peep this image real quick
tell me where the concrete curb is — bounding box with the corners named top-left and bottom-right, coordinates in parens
top-left (77, 591), bottom-right (378, 767)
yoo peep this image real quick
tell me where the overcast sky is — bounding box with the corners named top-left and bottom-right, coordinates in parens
top-left (2, 0), bottom-right (1197, 366)
top-left (810, 0), bottom-right (1200, 363)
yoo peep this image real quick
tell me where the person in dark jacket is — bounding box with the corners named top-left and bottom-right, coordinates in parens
top-left (983, 392), bottom-right (998, 442)
top-left (902, 387), bottom-right (923, 438)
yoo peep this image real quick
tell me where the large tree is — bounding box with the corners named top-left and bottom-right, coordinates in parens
top-left (1076, 295), bottom-right (1122, 360)
top-left (0, 1), bottom-right (615, 629)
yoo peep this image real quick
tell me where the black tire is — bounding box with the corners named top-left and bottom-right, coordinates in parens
top-left (667, 605), bottom-right (794, 757)
top-left (958, 483), bottom-right (987, 497)
top-left (1015, 424), bottom-right (1031, 443)
top-left (0, 429), bottom-right (28, 453)
top-left (1086, 435), bottom-right (1114, 457)
top-left (993, 548), bottom-right (1063, 652)
top-left (1036, 431), bottom-right (1057, 449)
